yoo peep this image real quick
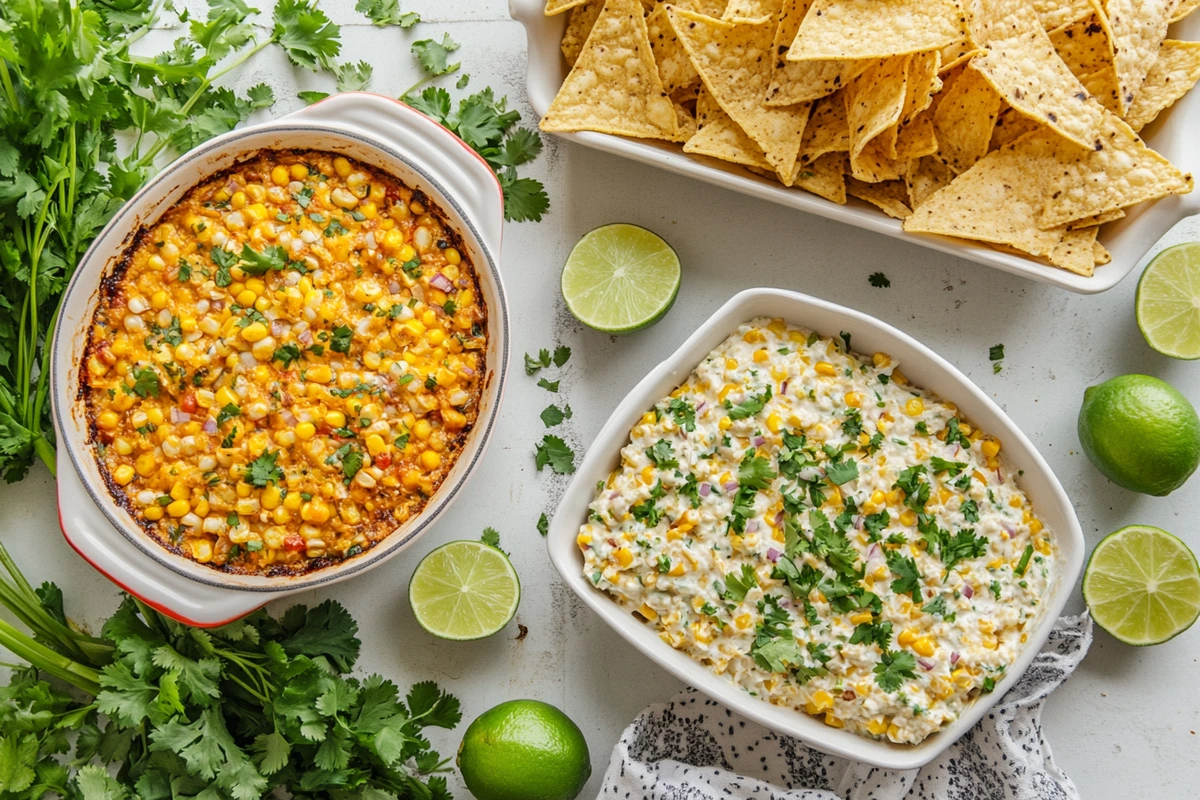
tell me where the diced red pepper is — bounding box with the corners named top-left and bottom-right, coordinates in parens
top-left (283, 534), bottom-right (306, 552)
top-left (180, 392), bottom-right (198, 414)
top-left (374, 452), bottom-right (392, 470)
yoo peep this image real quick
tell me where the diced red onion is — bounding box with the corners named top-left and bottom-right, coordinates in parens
top-left (430, 272), bottom-right (454, 292)
top-left (918, 658), bottom-right (936, 671)
top-left (866, 543), bottom-right (880, 560)
top-left (951, 444), bottom-right (961, 456)
top-left (271, 319), bottom-right (288, 338)
top-left (203, 419), bottom-right (218, 434)
top-left (766, 547), bottom-right (780, 562)
top-left (950, 651), bottom-right (960, 665)
top-left (780, 381), bottom-right (788, 395)
top-left (280, 410), bottom-right (297, 426)
top-left (746, 520), bottom-right (760, 533)
top-left (962, 583), bottom-right (974, 599)
top-left (774, 510), bottom-right (785, 527)
top-left (388, 281), bottom-right (401, 294)
top-left (695, 402), bottom-right (707, 414)
top-left (854, 514), bottom-right (864, 531)
top-left (996, 467), bottom-right (1004, 484)
top-left (210, 299), bottom-right (224, 312)
top-left (298, 329), bottom-right (313, 345)
top-left (699, 482), bottom-right (711, 497)
top-left (460, 366), bottom-right (476, 377)
top-left (753, 435), bottom-right (766, 447)
top-left (609, 491), bottom-right (620, 500)
top-left (723, 481), bottom-right (739, 493)
top-left (1000, 520), bottom-right (1016, 535)
top-left (169, 408), bottom-right (191, 424)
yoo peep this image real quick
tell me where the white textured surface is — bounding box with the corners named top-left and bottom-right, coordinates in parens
top-left (2, 1), bottom-right (1199, 796)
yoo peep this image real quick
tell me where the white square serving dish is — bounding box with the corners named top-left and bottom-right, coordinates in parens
top-left (546, 288), bottom-right (1085, 769)
top-left (511, 0), bottom-right (1200, 294)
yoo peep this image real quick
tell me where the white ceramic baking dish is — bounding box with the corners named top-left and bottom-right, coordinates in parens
top-left (511, 0), bottom-right (1200, 294)
top-left (50, 93), bottom-right (509, 626)
top-left (546, 287), bottom-right (1084, 769)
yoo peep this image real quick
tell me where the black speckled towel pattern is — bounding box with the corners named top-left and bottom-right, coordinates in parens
top-left (600, 613), bottom-right (1091, 800)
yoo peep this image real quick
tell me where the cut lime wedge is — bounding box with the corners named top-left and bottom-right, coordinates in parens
top-left (561, 223), bottom-right (681, 333)
top-left (1083, 525), bottom-right (1200, 646)
top-left (1136, 242), bottom-right (1200, 360)
top-left (409, 541), bottom-right (520, 640)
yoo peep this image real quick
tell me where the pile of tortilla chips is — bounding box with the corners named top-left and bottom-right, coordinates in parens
top-left (540, 0), bottom-right (1200, 276)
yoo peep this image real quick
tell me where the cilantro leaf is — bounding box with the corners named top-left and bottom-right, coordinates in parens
top-left (869, 272), bottom-right (890, 288)
top-left (930, 456), bottom-right (967, 476)
top-left (823, 455), bottom-right (858, 486)
top-left (850, 619), bottom-right (893, 649)
top-left (536, 377), bottom-right (559, 392)
top-left (537, 513), bottom-right (548, 537)
top-left (961, 498), bottom-right (980, 523)
top-left (539, 404), bottom-right (571, 427)
top-left (524, 349), bottom-right (551, 375)
top-left (646, 439), bottom-right (678, 470)
top-left (480, 527), bottom-right (507, 555)
top-left (941, 528), bottom-right (989, 576)
top-left (719, 564), bottom-right (758, 603)
top-left (330, 325), bottom-right (353, 354)
top-left (666, 397), bottom-right (696, 432)
top-left (216, 403), bottom-right (241, 428)
top-left (356, 0), bottom-right (421, 27)
top-left (247, 451), bottom-right (284, 487)
top-left (272, 344), bottom-right (302, 368)
top-left (874, 649), bottom-right (918, 692)
top-left (238, 243), bottom-right (287, 274)
top-left (886, 550), bottom-right (922, 602)
top-left (412, 34), bottom-right (460, 77)
top-left (944, 417), bottom-right (971, 448)
top-left (534, 435), bottom-right (575, 474)
top-left (129, 367), bottom-right (161, 398)
top-left (273, 0), bottom-right (342, 71)
top-left (552, 345), bottom-right (571, 366)
top-left (725, 387), bottom-right (772, 420)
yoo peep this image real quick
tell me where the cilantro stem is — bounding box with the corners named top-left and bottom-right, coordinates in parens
top-left (0, 621), bottom-right (102, 696)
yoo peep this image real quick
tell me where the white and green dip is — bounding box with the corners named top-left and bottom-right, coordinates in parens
top-left (577, 317), bottom-right (1057, 744)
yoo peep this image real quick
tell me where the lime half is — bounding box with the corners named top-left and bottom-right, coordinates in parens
top-left (409, 541), bottom-right (520, 640)
top-left (1136, 242), bottom-right (1200, 360)
top-left (1083, 525), bottom-right (1200, 646)
top-left (561, 223), bottom-right (681, 333)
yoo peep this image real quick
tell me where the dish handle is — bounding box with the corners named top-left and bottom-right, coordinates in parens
top-left (286, 92), bottom-right (505, 259)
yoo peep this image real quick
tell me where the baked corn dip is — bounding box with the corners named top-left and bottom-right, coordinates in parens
top-left (82, 150), bottom-right (486, 575)
top-left (578, 318), bottom-right (1057, 744)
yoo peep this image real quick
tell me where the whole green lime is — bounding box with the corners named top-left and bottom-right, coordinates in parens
top-left (456, 700), bottom-right (591, 800)
top-left (1078, 374), bottom-right (1200, 496)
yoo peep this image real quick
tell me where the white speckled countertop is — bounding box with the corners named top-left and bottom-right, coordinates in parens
top-left (2, 1), bottom-right (1198, 795)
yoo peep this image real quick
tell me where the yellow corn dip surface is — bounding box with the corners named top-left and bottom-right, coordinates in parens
top-left (83, 150), bottom-right (486, 575)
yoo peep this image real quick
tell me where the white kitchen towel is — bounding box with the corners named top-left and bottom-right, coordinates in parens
top-left (600, 613), bottom-right (1092, 800)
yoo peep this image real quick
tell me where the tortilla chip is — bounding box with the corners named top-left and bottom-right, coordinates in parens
top-left (1125, 40), bottom-right (1200, 131)
top-left (1173, 0), bottom-right (1200, 22)
top-left (1030, 0), bottom-right (1095, 30)
top-left (905, 156), bottom-right (956, 206)
top-left (1095, 0), bottom-right (1174, 114)
top-left (788, 0), bottom-right (966, 61)
top-left (1067, 208), bottom-right (1125, 228)
top-left (1093, 238), bottom-right (1112, 265)
top-left (847, 177), bottom-right (913, 218)
top-left (845, 56), bottom-right (910, 181)
top-left (766, 0), bottom-right (849, 106)
top-left (546, 0), bottom-right (591, 14)
top-left (903, 132), bottom-right (1096, 264)
top-left (988, 105), bottom-right (1041, 149)
top-left (673, 99), bottom-right (700, 140)
top-left (933, 64), bottom-right (1002, 172)
top-left (1036, 112), bottom-right (1193, 228)
top-left (794, 152), bottom-right (849, 202)
top-left (723, 0), bottom-right (783, 22)
top-left (894, 112), bottom-right (939, 161)
top-left (939, 36), bottom-right (982, 73)
top-left (648, 4), bottom-right (699, 93)
top-left (801, 90), bottom-right (850, 161)
top-left (1046, 224), bottom-right (1098, 275)
top-left (540, 0), bottom-right (680, 140)
top-left (1049, 15), bottom-right (1111, 77)
top-left (562, 1), bottom-right (603, 66)
top-left (684, 89), bottom-right (773, 168)
top-left (669, 7), bottom-right (810, 179)
top-left (888, 50), bottom-right (941, 158)
top-left (970, 4), bottom-right (1107, 148)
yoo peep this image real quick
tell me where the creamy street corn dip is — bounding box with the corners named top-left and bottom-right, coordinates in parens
top-left (578, 318), bottom-right (1057, 744)
top-left (82, 150), bottom-right (486, 575)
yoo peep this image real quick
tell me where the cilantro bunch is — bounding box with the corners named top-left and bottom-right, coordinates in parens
top-left (0, 0), bottom-right (365, 484)
top-left (0, 542), bottom-right (460, 798)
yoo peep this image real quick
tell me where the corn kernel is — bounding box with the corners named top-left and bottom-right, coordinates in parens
top-left (420, 450), bottom-right (441, 470)
top-left (240, 322), bottom-right (269, 342)
top-left (905, 397), bottom-right (925, 417)
top-left (849, 610), bottom-right (874, 625)
top-left (261, 486), bottom-right (282, 510)
top-left (290, 163), bottom-right (309, 180)
top-left (815, 361), bottom-right (837, 376)
top-left (866, 717), bottom-right (890, 735)
top-left (981, 438), bottom-right (1001, 458)
top-left (719, 416), bottom-right (732, 431)
top-left (872, 352), bottom-right (891, 368)
top-left (191, 539), bottom-right (213, 563)
top-left (144, 505), bottom-right (164, 521)
top-left (230, 191), bottom-right (247, 210)
top-left (898, 629), bottom-right (918, 647)
top-left (414, 419), bottom-right (432, 440)
top-left (766, 413), bottom-right (782, 434)
top-left (615, 547), bottom-right (633, 567)
top-left (270, 165), bottom-right (290, 186)
top-left (753, 348), bottom-right (769, 363)
top-left (113, 465), bottom-right (135, 485)
top-left (577, 533), bottom-right (592, 547)
top-left (913, 636), bottom-right (935, 657)
top-left (333, 156), bottom-right (352, 178)
top-left (900, 509), bottom-right (917, 526)
top-left (97, 410), bottom-right (120, 430)
top-left (167, 499), bottom-right (190, 518)
top-left (283, 492), bottom-right (302, 511)
top-left (844, 391), bottom-right (863, 408)
top-left (296, 422), bottom-right (316, 440)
